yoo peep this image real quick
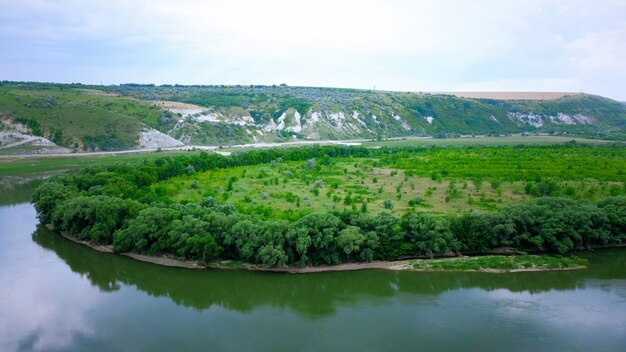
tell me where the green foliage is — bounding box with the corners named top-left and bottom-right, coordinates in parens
top-left (32, 181), bottom-right (77, 223)
top-left (112, 207), bottom-right (178, 252)
top-left (51, 195), bottom-right (134, 244)
top-left (401, 212), bottom-right (456, 258)
top-left (32, 144), bottom-right (626, 268)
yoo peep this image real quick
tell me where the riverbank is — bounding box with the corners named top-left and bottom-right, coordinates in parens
top-left (54, 228), bottom-right (588, 274)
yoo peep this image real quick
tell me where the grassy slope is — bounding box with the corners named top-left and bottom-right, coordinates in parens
top-left (108, 84), bottom-right (626, 139)
top-left (482, 94), bottom-right (626, 137)
top-left (1, 82), bottom-right (625, 153)
top-left (156, 144), bottom-right (626, 217)
top-left (0, 83), bottom-right (163, 151)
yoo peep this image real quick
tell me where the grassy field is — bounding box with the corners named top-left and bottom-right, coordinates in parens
top-left (211, 135), bottom-right (619, 154)
top-left (363, 135), bottom-right (618, 147)
top-left (154, 144), bottom-right (626, 217)
top-left (410, 254), bottom-right (588, 271)
top-left (2, 135), bottom-right (618, 177)
top-left (0, 150), bottom-right (202, 177)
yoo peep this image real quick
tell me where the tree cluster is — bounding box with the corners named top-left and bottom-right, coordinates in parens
top-left (32, 145), bottom-right (626, 267)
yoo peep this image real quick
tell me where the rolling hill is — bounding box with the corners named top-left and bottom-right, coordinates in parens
top-left (1, 81), bottom-right (625, 153)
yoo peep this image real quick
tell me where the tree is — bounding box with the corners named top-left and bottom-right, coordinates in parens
top-left (337, 226), bottom-right (365, 260)
top-left (32, 181), bottom-right (77, 223)
top-left (287, 213), bottom-right (343, 265)
top-left (51, 195), bottom-right (132, 244)
top-left (112, 206), bottom-right (178, 253)
top-left (257, 244), bottom-right (288, 267)
top-left (165, 215), bottom-right (221, 262)
top-left (598, 196), bottom-right (626, 243)
top-left (401, 212), bottom-right (455, 258)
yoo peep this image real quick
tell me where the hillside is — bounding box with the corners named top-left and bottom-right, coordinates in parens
top-left (1, 82), bottom-right (625, 152)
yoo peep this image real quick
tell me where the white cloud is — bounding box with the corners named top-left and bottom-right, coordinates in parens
top-left (569, 22), bottom-right (626, 71)
top-left (1, 0), bottom-right (625, 99)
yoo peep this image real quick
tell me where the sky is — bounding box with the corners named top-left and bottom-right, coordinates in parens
top-left (1, 0), bottom-right (625, 100)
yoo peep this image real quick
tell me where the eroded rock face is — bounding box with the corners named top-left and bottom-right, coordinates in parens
top-left (0, 131), bottom-right (70, 154)
top-left (138, 129), bottom-right (185, 149)
top-left (508, 112), bottom-right (593, 128)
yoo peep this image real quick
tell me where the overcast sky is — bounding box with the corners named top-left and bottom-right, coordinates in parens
top-left (1, 0), bottom-right (625, 100)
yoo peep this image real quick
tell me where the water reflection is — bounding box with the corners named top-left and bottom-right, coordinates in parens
top-left (31, 224), bottom-right (626, 317)
top-left (0, 174), bottom-right (57, 206)
top-left (2, 200), bottom-right (626, 352)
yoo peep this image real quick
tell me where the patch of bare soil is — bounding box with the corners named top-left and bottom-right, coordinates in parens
top-left (151, 100), bottom-right (206, 110)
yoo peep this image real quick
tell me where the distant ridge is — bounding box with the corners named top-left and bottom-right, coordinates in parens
top-left (1, 81), bottom-right (625, 152)
top-left (426, 92), bottom-right (582, 100)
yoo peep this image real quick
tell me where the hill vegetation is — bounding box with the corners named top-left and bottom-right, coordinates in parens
top-left (2, 81), bottom-right (625, 153)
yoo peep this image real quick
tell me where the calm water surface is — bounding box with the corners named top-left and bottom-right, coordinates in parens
top-left (1, 181), bottom-right (625, 351)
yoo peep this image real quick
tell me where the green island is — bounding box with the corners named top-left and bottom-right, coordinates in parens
top-left (32, 142), bottom-right (626, 271)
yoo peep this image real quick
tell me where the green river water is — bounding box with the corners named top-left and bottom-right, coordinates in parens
top-left (1, 179), bottom-right (625, 351)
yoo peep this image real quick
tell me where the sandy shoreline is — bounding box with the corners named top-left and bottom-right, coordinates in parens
top-left (52, 228), bottom-right (589, 274)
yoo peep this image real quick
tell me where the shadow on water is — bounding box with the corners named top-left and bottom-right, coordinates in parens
top-left (31, 225), bottom-right (626, 318)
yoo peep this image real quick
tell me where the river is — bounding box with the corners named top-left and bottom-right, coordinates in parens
top-left (1, 180), bottom-right (625, 351)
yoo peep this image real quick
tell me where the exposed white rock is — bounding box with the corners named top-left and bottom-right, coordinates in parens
top-left (193, 113), bottom-right (220, 123)
top-left (308, 111), bottom-right (321, 125)
top-left (508, 112), bottom-right (543, 128)
top-left (490, 115), bottom-right (499, 123)
top-left (0, 131), bottom-right (70, 154)
top-left (170, 109), bottom-right (205, 118)
top-left (286, 110), bottom-right (303, 133)
top-left (0, 118), bottom-right (31, 133)
top-left (545, 113), bottom-right (593, 125)
top-left (294, 110), bottom-right (301, 126)
top-left (549, 113), bottom-right (576, 125)
top-left (232, 114), bottom-right (255, 126)
top-left (352, 111), bottom-right (368, 128)
top-left (277, 112), bottom-right (287, 124)
top-left (328, 112), bottom-right (347, 131)
top-left (574, 114), bottom-right (593, 124)
top-left (424, 116), bottom-right (434, 124)
top-left (245, 129), bottom-right (258, 142)
top-left (138, 129), bottom-right (185, 149)
top-left (1, 132), bottom-right (48, 147)
top-left (391, 113), bottom-right (411, 131)
top-left (264, 119), bottom-right (277, 131)
top-left (347, 122), bottom-right (360, 132)
top-left (0, 131), bottom-right (71, 155)
top-left (275, 119), bottom-right (285, 131)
